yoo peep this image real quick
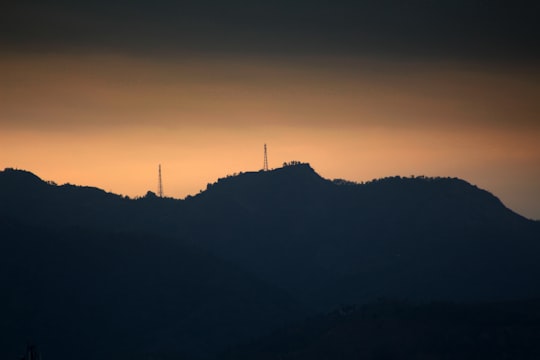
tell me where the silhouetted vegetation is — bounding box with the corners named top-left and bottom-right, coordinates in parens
top-left (282, 161), bottom-right (305, 167)
top-left (222, 299), bottom-right (540, 360)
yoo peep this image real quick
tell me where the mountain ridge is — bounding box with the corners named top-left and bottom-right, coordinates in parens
top-left (1, 164), bottom-right (533, 224)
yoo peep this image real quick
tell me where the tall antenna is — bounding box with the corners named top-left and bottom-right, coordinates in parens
top-left (158, 164), bottom-right (163, 197)
top-left (263, 144), bottom-right (269, 171)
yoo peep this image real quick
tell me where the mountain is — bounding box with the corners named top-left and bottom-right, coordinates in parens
top-left (1, 164), bottom-right (540, 359)
top-left (185, 164), bottom-right (540, 308)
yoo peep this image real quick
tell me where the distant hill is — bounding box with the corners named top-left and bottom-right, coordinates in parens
top-left (1, 164), bottom-right (540, 359)
top-left (183, 164), bottom-right (540, 308)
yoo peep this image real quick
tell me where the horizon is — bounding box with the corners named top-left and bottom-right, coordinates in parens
top-left (3, 162), bottom-right (539, 221)
top-left (2, 1), bottom-right (539, 219)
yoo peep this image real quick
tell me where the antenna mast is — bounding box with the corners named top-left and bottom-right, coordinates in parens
top-left (158, 164), bottom-right (163, 197)
top-left (263, 144), bottom-right (269, 171)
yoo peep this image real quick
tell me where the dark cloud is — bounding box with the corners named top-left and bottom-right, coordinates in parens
top-left (2, 0), bottom-right (539, 59)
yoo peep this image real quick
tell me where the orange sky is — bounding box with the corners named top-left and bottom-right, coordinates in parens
top-left (1, 53), bottom-right (539, 219)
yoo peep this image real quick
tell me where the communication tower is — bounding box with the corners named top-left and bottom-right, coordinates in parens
top-left (263, 144), bottom-right (269, 171)
top-left (158, 164), bottom-right (163, 197)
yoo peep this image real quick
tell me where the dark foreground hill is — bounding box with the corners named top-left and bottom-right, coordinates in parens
top-left (0, 219), bottom-right (304, 360)
top-left (1, 164), bottom-right (540, 359)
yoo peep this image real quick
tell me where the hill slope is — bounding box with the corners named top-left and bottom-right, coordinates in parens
top-left (0, 218), bottom-right (305, 360)
top-left (1, 164), bottom-right (539, 359)
top-left (221, 299), bottom-right (540, 360)
top-left (187, 164), bottom-right (540, 307)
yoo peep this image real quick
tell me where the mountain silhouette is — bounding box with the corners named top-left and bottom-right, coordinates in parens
top-left (189, 164), bottom-right (540, 308)
top-left (1, 164), bottom-right (539, 359)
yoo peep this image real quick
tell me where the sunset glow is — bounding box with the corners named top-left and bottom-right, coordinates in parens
top-left (2, 54), bottom-right (539, 218)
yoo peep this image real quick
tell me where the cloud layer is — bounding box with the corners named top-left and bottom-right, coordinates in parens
top-left (3, 1), bottom-right (540, 58)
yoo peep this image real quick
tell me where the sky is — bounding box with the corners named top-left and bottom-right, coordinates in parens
top-left (1, 1), bottom-right (540, 219)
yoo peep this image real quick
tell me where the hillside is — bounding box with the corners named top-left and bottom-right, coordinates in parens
top-left (1, 164), bottom-right (540, 359)
top-left (185, 164), bottom-right (540, 308)
top-left (0, 218), bottom-right (305, 360)
top-left (221, 299), bottom-right (540, 360)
